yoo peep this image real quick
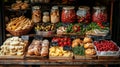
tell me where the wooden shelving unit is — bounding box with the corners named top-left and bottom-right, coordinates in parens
top-left (0, 0), bottom-right (119, 67)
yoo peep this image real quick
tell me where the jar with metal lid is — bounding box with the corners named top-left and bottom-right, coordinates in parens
top-left (92, 6), bottom-right (107, 24)
top-left (51, 6), bottom-right (60, 23)
top-left (24, 0), bottom-right (29, 3)
top-left (42, 12), bottom-right (50, 23)
top-left (16, 0), bottom-right (22, 3)
top-left (32, 6), bottom-right (41, 23)
top-left (61, 6), bottom-right (76, 23)
top-left (76, 6), bottom-right (91, 23)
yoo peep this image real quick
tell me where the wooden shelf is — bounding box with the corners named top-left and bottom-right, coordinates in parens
top-left (6, 34), bottom-right (85, 38)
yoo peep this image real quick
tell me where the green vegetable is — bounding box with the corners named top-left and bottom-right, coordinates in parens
top-left (72, 45), bottom-right (85, 56)
top-left (66, 24), bottom-right (73, 33)
top-left (56, 22), bottom-right (62, 28)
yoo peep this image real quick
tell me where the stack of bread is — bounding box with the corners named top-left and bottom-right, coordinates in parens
top-left (6, 16), bottom-right (34, 36)
top-left (27, 39), bottom-right (49, 57)
top-left (83, 37), bottom-right (96, 55)
top-left (0, 37), bottom-right (27, 56)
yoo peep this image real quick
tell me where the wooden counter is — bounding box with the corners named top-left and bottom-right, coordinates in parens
top-left (0, 59), bottom-right (120, 65)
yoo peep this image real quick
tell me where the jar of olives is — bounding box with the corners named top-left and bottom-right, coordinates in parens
top-left (76, 6), bottom-right (91, 23)
top-left (92, 6), bottom-right (107, 24)
top-left (61, 6), bottom-right (76, 23)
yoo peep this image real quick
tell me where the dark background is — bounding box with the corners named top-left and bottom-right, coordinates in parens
top-left (112, 0), bottom-right (120, 46)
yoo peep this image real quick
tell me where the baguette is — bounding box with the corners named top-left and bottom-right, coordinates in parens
top-left (15, 18), bottom-right (27, 31)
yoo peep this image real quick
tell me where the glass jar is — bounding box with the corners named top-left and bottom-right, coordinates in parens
top-left (44, 0), bottom-right (50, 3)
top-left (51, 6), bottom-right (60, 23)
top-left (62, 0), bottom-right (68, 4)
top-left (32, 6), bottom-right (41, 23)
top-left (61, 6), bottom-right (76, 23)
top-left (42, 12), bottom-right (50, 23)
top-left (16, 0), bottom-right (22, 3)
top-left (39, 0), bottom-right (44, 3)
top-left (76, 6), bottom-right (91, 23)
top-left (24, 0), bottom-right (29, 3)
top-left (92, 6), bottom-right (107, 24)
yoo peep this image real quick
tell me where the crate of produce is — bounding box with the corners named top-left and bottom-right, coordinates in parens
top-left (35, 23), bottom-right (56, 37)
top-left (72, 37), bottom-right (97, 59)
top-left (94, 40), bottom-right (120, 59)
top-left (36, 30), bottom-right (55, 37)
top-left (49, 37), bottom-right (73, 60)
top-left (49, 46), bottom-right (73, 60)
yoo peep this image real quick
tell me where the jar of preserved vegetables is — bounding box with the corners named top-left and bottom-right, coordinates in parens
top-left (76, 6), bottom-right (91, 23)
top-left (92, 6), bottom-right (107, 24)
top-left (61, 6), bottom-right (76, 23)
top-left (51, 6), bottom-right (60, 23)
top-left (32, 6), bottom-right (41, 23)
top-left (42, 12), bottom-right (50, 23)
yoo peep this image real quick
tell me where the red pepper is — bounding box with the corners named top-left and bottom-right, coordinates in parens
top-left (97, 22), bottom-right (105, 29)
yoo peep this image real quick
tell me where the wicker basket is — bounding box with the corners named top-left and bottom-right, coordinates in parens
top-left (6, 25), bottom-right (33, 36)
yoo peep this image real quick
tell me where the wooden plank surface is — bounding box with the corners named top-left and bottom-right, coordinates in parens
top-left (0, 59), bottom-right (119, 65)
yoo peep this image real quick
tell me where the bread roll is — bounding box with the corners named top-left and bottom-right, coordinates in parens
top-left (85, 48), bottom-right (96, 55)
top-left (84, 43), bottom-right (94, 49)
top-left (83, 37), bottom-right (92, 44)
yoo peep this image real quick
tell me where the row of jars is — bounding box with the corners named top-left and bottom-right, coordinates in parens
top-left (30, 0), bottom-right (50, 3)
top-left (32, 6), bottom-right (107, 24)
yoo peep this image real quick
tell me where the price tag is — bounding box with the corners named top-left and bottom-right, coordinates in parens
top-left (21, 35), bottom-right (29, 41)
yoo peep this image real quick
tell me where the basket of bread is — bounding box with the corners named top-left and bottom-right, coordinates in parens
top-left (11, 0), bottom-right (29, 11)
top-left (0, 37), bottom-right (28, 59)
top-left (6, 16), bottom-right (34, 36)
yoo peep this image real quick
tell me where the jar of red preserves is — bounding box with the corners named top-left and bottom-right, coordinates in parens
top-left (61, 6), bottom-right (76, 23)
top-left (92, 6), bottom-right (107, 24)
top-left (76, 6), bottom-right (91, 23)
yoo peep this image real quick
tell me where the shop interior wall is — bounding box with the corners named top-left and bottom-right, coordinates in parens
top-left (112, 0), bottom-right (120, 46)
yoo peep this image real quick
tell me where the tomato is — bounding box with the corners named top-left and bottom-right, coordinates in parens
top-left (63, 37), bottom-right (68, 41)
top-left (63, 42), bottom-right (67, 46)
top-left (94, 40), bottom-right (119, 51)
top-left (67, 41), bottom-right (71, 46)
top-left (59, 41), bottom-right (63, 46)
top-left (60, 38), bottom-right (64, 42)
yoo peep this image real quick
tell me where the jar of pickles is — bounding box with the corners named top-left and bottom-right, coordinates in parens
top-left (42, 12), bottom-right (50, 23)
top-left (51, 6), bottom-right (60, 23)
top-left (32, 6), bottom-right (41, 23)
top-left (76, 6), bottom-right (91, 23)
top-left (92, 6), bottom-right (107, 24)
top-left (61, 6), bottom-right (76, 23)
